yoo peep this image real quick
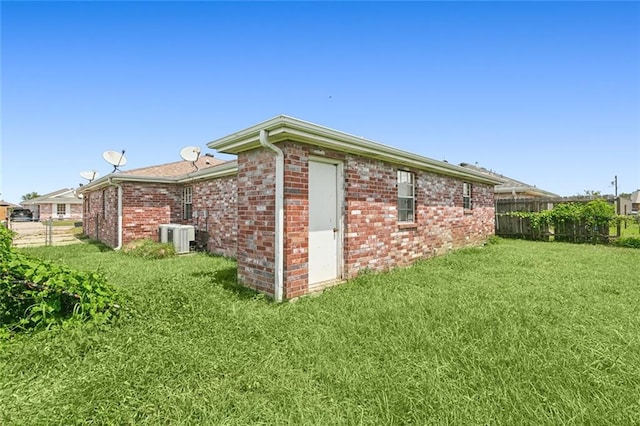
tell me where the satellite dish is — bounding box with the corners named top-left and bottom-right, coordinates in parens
top-left (180, 146), bottom-right (201, 162)
top-left (103, 150), bottom-right (127, 172)
top-left (180, 146), bottom-right (201, 171)
top-left (80, 170), bottom-right (99, 182)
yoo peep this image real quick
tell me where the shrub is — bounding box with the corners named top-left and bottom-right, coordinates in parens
top-left (613, 237), bottom-right (640, 249)
top-left (485, 235), bottom-right (502, 245)
top-left (0, 228), bottom-right (122, 338)
top-left (122, 239), bottom-right (176, 259)
top-left (1, 224), bottom-right (14, 257)
top-left (507, 200), bottom-right (615, 244)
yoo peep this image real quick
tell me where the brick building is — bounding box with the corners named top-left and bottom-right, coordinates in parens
top-left (80, 155), bottom-right (233, 252)
top-left (80, 116), bottom-right (501, 301)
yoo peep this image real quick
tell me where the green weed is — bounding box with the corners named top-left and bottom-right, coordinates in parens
top-left (121, 239), bottom-right (176, 259)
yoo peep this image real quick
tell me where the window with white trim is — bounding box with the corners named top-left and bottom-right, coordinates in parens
top-left (463, 182), bottom-right (472, 210)
top-left (397, 170), bottom-right (415, 223)
top-left (56, 204), bottom-right (67, 216)
top-left (183, 187), bottom-right (193, 220)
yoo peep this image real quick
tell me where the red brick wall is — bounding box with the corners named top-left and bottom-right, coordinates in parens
top-left (281, 143), bottom-right (346, 299)
top-left (83, 194), bottom-right (94, 239)
top-left (83, 186), bottom-right (119, 247)
top-left (188, 176), bottom-right (237, 257)
top-left (345, 155), bottom-right (494, 276)
top-left (235, 148), bottom-right (277, 296)
top-left (82, 184), bottom-right (178, 248)
top-left (83, 179), bottom-right (238, 252)
top-left (121, 183), bottom-right (181, 245)
top-left (282, 144), bottom-right (309, 299)
top-left (275, 142), bottom-right (495, 298)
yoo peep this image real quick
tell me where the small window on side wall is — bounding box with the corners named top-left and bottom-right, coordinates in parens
top-left (183, 186), bottom-right (193, 220)
top-left (397, 170), bottom-right (415, 223)
top-left (463, 182), bottom-right (472, 210)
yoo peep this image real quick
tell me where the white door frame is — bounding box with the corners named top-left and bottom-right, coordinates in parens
top-left (308, 156), bottom-right (344, 287)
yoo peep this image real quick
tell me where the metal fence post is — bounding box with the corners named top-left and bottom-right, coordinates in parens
top-left (48, 219), bottom-right (53, 246)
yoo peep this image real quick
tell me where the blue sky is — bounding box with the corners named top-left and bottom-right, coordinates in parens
top-left (1, 1), bottom-right (639, 204)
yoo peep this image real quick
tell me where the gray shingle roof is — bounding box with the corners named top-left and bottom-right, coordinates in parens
top-left (459, 163), bottom-right (559, 197)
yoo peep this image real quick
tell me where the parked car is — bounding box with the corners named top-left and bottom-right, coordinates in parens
top-left (9, 208), bottom-right (34, 222)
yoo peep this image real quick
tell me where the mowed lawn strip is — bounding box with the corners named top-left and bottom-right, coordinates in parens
top-left (1, 240), bottom-right (639, 425)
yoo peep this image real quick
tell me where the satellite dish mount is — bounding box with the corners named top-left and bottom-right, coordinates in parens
top-left (80, 170), bottom-right (100, 183)
top-left (103, 150), bottom-right (128, 172)
top-left (180, 146), bottom-right (201, 171)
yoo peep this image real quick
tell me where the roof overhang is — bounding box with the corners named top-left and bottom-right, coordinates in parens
top-left (77, 161), bottom-right (238, 193)
top-left (495, 186), bottom-right (560, 198)
top-left (22, 189), bottom-right (82, 204)
top-left (208, 115), bottom-right (502, 185)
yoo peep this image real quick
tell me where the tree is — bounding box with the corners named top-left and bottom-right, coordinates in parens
top-left (20, 192), bottom-right (40, 202)
top-left (581, 190), bottom-right (602, 199)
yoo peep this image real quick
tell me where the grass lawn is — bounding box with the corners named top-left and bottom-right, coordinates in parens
top-left (1, 240), bottom-right (639, 424)
top-left (610, 219), bottom-right (640, 237)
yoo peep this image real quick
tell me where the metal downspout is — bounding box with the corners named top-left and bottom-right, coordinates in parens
top-left (108, 177), bottom-right (123, 250)
top-left (259, 129), bottom-right (284, 302)
top-left (116, 184), bottom-right (123, 250)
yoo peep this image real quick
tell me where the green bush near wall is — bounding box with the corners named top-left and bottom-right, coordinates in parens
top-left (613, 237), bottom-right (640, 249)
top-left (121, 239), bottom-right (176, 259)
top-left (0, 225), bottom-right (122, 338)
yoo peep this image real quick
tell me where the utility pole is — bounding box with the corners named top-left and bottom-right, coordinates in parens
top-left (612, 175), bottom-right (619, 214)
top-left (612, 175), bottom-right (620, 237)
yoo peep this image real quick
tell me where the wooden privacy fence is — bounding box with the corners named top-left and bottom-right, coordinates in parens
top-left (495, 197), bottom-right (613, 243)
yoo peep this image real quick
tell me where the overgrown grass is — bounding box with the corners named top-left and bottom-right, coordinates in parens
top-left (1, 240), bottom-right (638, 424)
top-left (121, 238), bottom-right (176, 259)
top-left (610, 219), bottom-right (640, 237)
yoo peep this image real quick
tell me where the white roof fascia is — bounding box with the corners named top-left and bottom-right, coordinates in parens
top-left (208, 115), bottom-right (502, 185)
top-left (27, 198), bottom-right (82, 204)
top-left (26, 193), bottom-right (82, 204)
top-left (176, 161), bottom-right (238, 183)
top-left (78, 175), bottom-right (176, 193)
top-left (495, 186), bottom-right (559, 198)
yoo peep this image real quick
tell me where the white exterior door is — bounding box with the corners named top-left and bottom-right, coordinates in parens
top-left (308, 160), bottom-right (341, 286)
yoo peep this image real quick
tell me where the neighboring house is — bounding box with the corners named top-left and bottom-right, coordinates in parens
top-left (80, 155), bottom-right (229, 250)
top-left (611, 190), bottom-right (639, 215)
top-left (21, 188), bottom-right (83, 221)
top-left (80, 115), bottom-right (502, 301)
top-left (459, 163), bottom-right (559, 199)
top-left (631, 190), bottom-right (640, 214)
top-left (619, 196), bottom-right (633, 215)
top-left (0, 200), bottom-right (20, 222)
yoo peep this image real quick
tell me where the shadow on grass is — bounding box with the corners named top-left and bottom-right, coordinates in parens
top-left (191, 267), bottom-right (262, 300)
top-left (78, 237), bottom-right (113, 252)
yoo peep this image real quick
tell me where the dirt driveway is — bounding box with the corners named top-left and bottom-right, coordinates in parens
top-left (8, 221), bottom-right (83, 248)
